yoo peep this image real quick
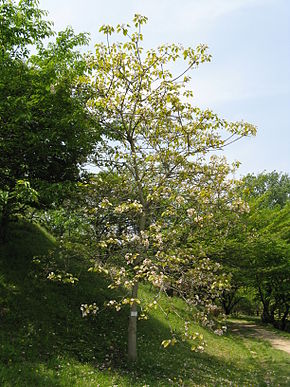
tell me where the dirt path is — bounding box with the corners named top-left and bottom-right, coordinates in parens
top-left (230, 320), bottom-right (290, 354)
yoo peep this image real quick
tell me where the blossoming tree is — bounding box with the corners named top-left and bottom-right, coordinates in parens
top-left (81, 15), bottom-right (256, 362)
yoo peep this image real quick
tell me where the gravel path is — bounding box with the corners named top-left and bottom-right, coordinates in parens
top-left (230, 321), bottom-right (290, 354)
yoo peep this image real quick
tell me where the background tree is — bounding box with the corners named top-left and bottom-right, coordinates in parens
top-left (215, 172), bottom-right (289, 328)
top-left (0, 0), bottom-right (100, 239)
top-left (241, 172), bottom-right (290, 330)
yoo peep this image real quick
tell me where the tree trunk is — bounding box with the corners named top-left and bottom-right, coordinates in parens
top-left (128, 282), bottom-right (139, 362)
top-left (221, 289), bottom-right (242, 315)
top-left (280, 306), bottom-right (289, 331)
top-left (261, 303), bottom-right (271, 323)
top-left (258, 285), bottom-right (274, 324)
top-left (0, 209), bottom-right (9, 243)
top-left (127, 136), bottom-right (146, 363)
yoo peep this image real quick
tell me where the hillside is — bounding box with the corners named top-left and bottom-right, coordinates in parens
top-left (0, 222), bottom-right (289, 386)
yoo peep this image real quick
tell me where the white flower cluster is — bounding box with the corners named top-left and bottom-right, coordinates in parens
top-left (187, 208), bottom-right (196, 217)
top-left (230, 197), bottom-right (250, 213)
top-left (125, 252), bottom-right (139, 265)
top-left (114, 200), bottom-right (143, 214)
top-left (99, 197), bottom-right (113, 208)
top-left (214, 326), bottom-right (227, 336)
top-left (176, 195), bottom-right (185, 204)
top-left (106, 300), bottom-right (121, 311)
top-left (80, 303), bottom-right (99, 317)
top-left (194, 215), bottom-right (203, 224)
top-left (140, 230), bottom-right (150, 248)
top-left (47, 271), bottom-right (78, 284)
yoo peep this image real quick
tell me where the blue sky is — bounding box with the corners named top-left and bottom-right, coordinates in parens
top-left (39, 0), bottom-right (290, 176)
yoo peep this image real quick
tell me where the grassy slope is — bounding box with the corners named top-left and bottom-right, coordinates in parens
top-left (0, 222), bottom-right (289, 386)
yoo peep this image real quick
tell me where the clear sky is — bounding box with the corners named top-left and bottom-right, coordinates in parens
top-left (39, 0), bottom-right (290, 177)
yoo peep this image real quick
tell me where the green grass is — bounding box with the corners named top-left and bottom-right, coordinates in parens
top-left (0, 221), bottom-right (289, 386)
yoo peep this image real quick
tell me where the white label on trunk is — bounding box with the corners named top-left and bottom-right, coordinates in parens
top-left (130, 311), bottom-right (138, 317)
